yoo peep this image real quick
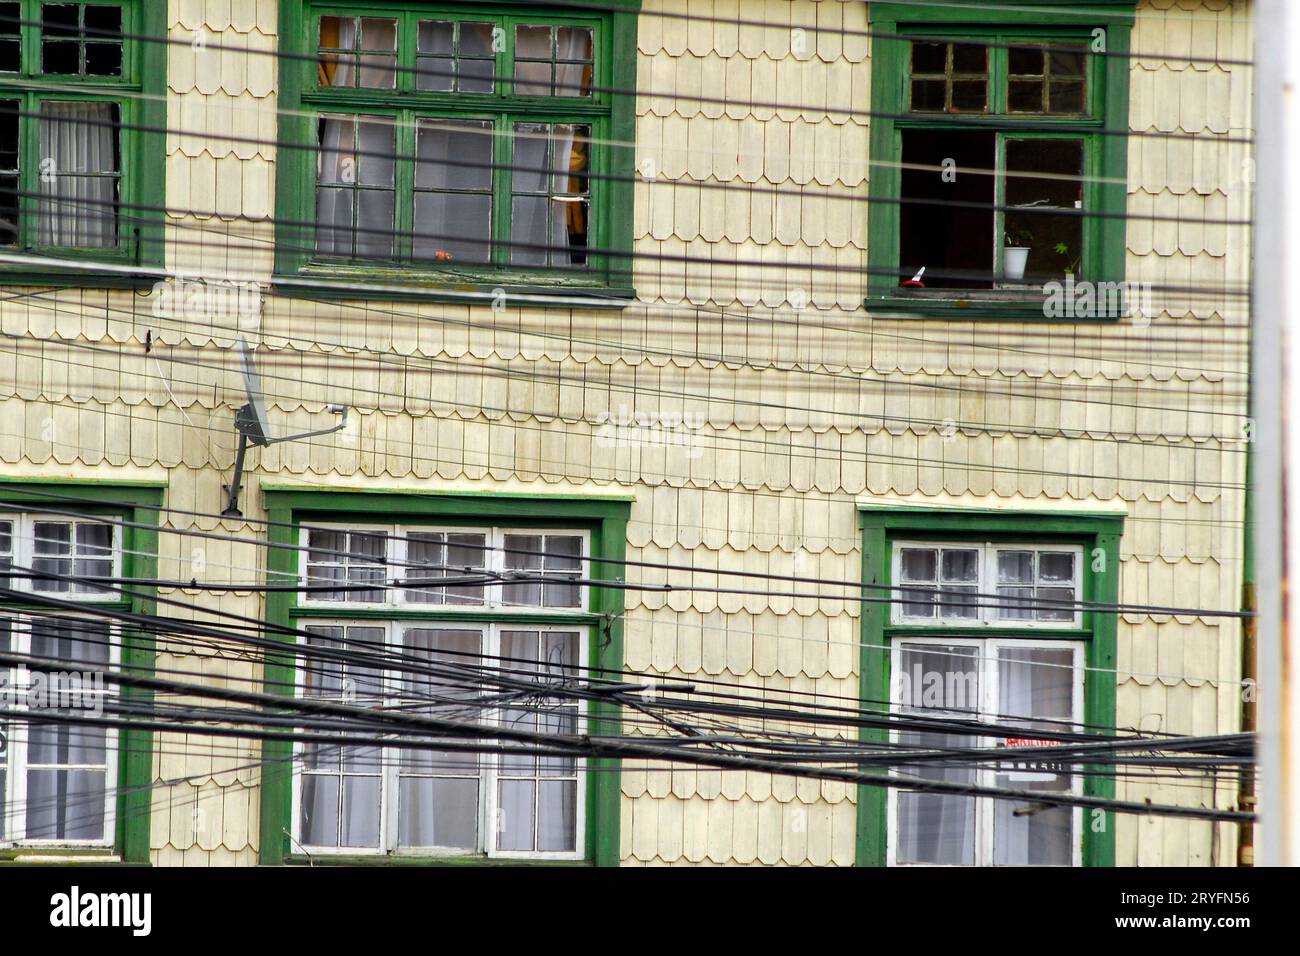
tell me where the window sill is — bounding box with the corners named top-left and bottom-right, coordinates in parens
top-left (865, 287), bottom-right (1126, 322)
top-left (0, 267), bottom-right (158, 290)
top-left (274, 266), bottom-right (636, 308)
top-left (0, 849), bottom-right (128, 865)
top-left (283, 853), bottom-right (593, 867)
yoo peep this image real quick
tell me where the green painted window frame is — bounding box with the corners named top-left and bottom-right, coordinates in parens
top-left (0, 0), bottom-right (166, 287)
top-left (855, 506), bottom-right (1123, 867)
top-left (0, 479), bottom-right (162, 864)
top-left (273, 0), bottom-right (641, 303)
top-left (257, 487), bottom-right (630, 866)
top-left (865, 0), bottom-right (1136, 320)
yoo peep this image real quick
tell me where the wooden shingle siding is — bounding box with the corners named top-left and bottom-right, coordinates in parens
top-left (0, 0), bottom-right (1251, 864)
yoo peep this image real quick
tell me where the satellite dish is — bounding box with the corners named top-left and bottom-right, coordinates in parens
top-left (223, 336), bottom-right (349, 516)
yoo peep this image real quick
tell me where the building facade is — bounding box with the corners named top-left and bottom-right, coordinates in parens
top-left (0, 0), bottom-right (1252, 866)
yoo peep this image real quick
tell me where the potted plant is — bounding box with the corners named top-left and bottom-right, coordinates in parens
top-left (1003, 228), bottom-right (1032, 281)
top-left (1054, 241), bottom-right (1080, 279)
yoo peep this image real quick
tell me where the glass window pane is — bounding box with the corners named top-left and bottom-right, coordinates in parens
top-left (938, 585), bottom-right (979, 620)
top-left (84, 41), bottom-right (121, 76)
top-left (84, 5), bottom-right (121, 34)
top-left (1038, 551), bottom-right (1075, 583)
top-left (911, 79), bottom-right (945, 112)
top-left (399, 776), bottom-right (478, 848)
top-left (993, 646), bottom-right (1077, 865)
top-left (941, 549), bottom-right (978, 582)
top-left (42, 3), bottom-right (80, 36)
top-left (911, 41), bottom-right (946, 74)
top-left (444, 533), bottom-right (487, 604)
top-left (26, 768), bottom-right (106, 840)
top-left (951, 43), bottom-right (986, 74)
top-left (515, 25), bottom-right (552, 96)
top-left (950, 79), bottom-right (986, 112)
top-left (300, 775), bottom-right (340, 845)
top-left (895, 644), bottom-right (979, 865)
top-left (537, 779), bottom-right (576, 851)
top-left (997, 586), bottom-right (1034, 620)
top-left (1009, 45), bottom-right (1044, 75)
top-left (900, 586), bottom-right (936, 618)
top-left (357, 17), bottom-right (397, 88)
top-left (37, 101), bottom-right (120, 249)
top-left (1008, 79), bottom-right (1043, 112)
top-left (899, 548), bottom-right (937, 582)
top-left (1003, 138), bottom-right (1085, 279)
top-left (997, 550), bottom-right (1034, 584)
top-left (497, 779), bottom-right (536, 851)
top-left (1049, 80), bottom-right (1085, 114)
top-left (339, 775), bottom-right (381, 848)
top-left (1037, 586), bottom-right (1075, 622)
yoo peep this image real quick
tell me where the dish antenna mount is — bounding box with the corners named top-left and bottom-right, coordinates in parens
top-left (223, 337), bottom-right (349, 516)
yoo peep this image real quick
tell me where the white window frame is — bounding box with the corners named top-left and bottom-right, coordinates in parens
top-left (891, 540), bottom-right (1084, 629)
top-left (0, 513), bottom-right (121, 602)
top-left (298, 524), bottom-right (590, 614)
top-left (290, 619), bottom-right (588, 861)
top-left (0, 612), bottom-right (119, 848)
top-left (886, 636), bottom-right (1085, 868)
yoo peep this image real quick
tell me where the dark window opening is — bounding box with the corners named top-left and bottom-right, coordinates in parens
top-left (1004, 138), bottom-right (1085, 281)
top-left (900, 129), bottom-right (995, 289)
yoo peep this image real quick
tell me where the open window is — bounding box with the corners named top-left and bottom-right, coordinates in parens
top-left (866, 4), bottom-right (1134, 315)
top-left (0, 1), bottom-right (165, 277)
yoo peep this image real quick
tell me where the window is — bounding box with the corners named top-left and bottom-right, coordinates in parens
top-left (275, 2), bottom-right (641, 297)
top-left (0, 1), bottom-right (165, 275)
top-left (1, 614), bottom-right (117, 844)
top-left (893, 541), bottom-right (1082, 626)
top-left (857, 508), bottom-right (1122, 868)
top-left (865, 2), bottom-right (1134, 315)
top-left (0, 494), bottom-right (158, 853)
top-left (291, 523), bottom-right (590, 857)
top-left (0, 514), bottom-right (119, 599)
top-left (890, 638), bottom-right (1083, 866)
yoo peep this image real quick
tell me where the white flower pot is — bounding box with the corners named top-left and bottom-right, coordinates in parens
top-left (1003, 246), bottom-right (1030, 281)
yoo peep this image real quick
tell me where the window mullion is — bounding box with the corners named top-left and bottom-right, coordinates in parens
top-left (18, 92), bottom-right (37, 252)
top-left (988, 36), bottom-right (1008, 114)
top-left (383, 619), bottom-right (398, 853)
top-left (394, 109), bottom-right (415, 262)
top-left (492, 113), bottom-right (511, 268)
top-left (979, 637), bottom-right (998, 866)
top-left (483, 621), bottom-right (499, 855)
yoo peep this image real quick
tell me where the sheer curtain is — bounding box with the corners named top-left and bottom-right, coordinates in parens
top-left (993, 647), bottom-right (1075, 865)
top-left (37, 102), bottom-right (117, 249)
top-left (398, 628), bottom-right (481, 849)
top-left (414, 120), bottom-right (492, 263)
top-left (511, 124), bottom-right (587, 267)
top-left (554, 28), bottom-right (592, 96)
top-left (895, 645), bottom-right (977, 864)
top-left (24, 618), bottom-right (111, 840)
top-left (316, 18), bottom-right (396, 259)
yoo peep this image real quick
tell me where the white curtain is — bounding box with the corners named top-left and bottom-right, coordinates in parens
top-left (24, 618), bottom-right (111, 840)
top-left (993, 648), bottom-right (1075, 865)
top-left (414, 120), bottom-right (492, 263)
top-left (397, 629), bottom-right (481, 849)
top-left (317, 19), bottom-right (395, 259)
top-left (511, 125), bottom-right (584, 267)
top-left (896, 645), bottom-right (977, 865)
top-left (37, 101), bottom-right (117, 249)
top-left (554, 27), bottom-right (592, 96)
